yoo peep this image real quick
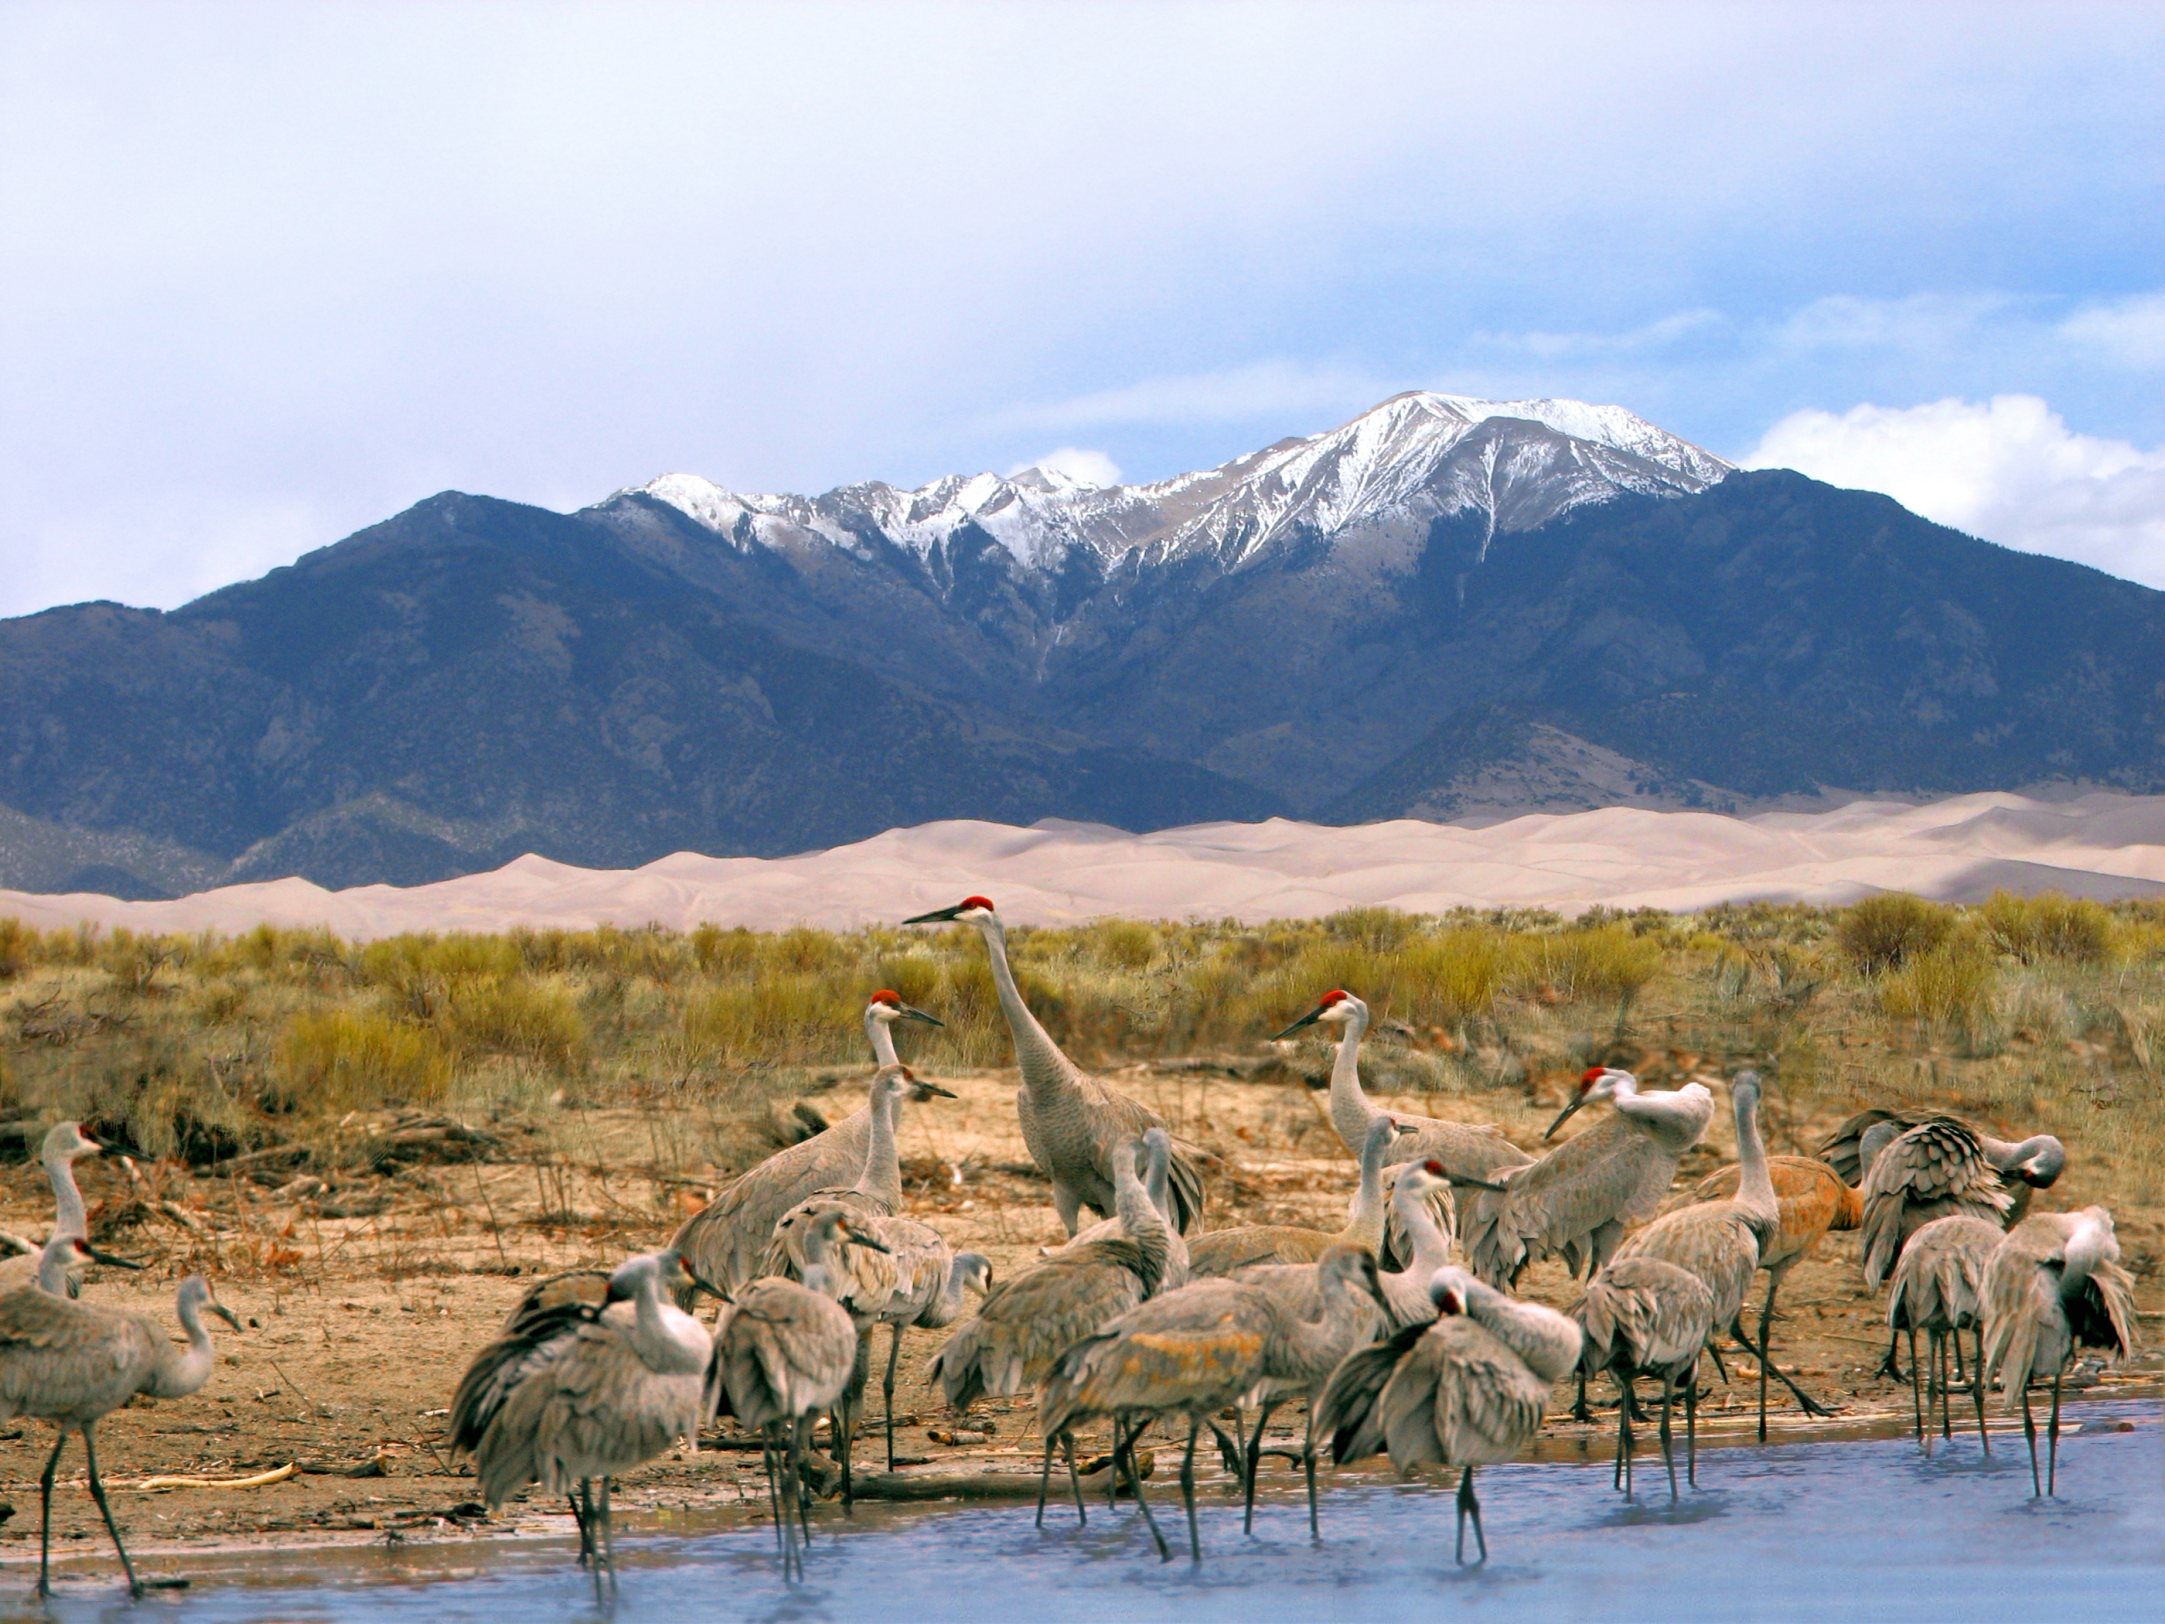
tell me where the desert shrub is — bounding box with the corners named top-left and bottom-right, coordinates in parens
top-left (1980, 891), bottom-right (2113, 964)
top-left (1325, 907), bottom-right (1424, 956)
top-left (1509, 923), bottom-right (1663, 1002)
top-left (439, 974), bottom-right (586, 1066)
top-left (276, 1008), bottom-right (452, 1110)
top-left (0, 918), bottom-right (29, 980)
top-left (1397, 928), bottom-right (1507, 1024)
top-left (1878, 932), bottom-right (1998, 1026)
top-left (1078, 918), bottom-right (1161, 971)
top-left (1834, 894), bottom-right (1954, 974)
top-left (690, 923), bottom-right (761, 974)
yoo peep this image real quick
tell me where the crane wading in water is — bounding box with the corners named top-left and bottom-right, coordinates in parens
top-left (0, 1237), bottom-right (240, 1599)
top-left (903, 897), bottom-right (1206, 1234)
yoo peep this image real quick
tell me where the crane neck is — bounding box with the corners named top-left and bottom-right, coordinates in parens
top-left (1615, 1080), bottom-right (1713, 1150)
top-left (45, 1143), bottom-right (89, 1242)
top-left (798, 1227), bottom-right (841, 1300)
top-left (628, 1264), bottom-right (709, 1374)
top-left (1112, 1152), bottom-right (1172, 1294)
top-left (975, 915), bottom-right (1078, 1100)
top-left (1326, 1005), bottom-right (1381, 1148)
top-left (33, 1234), bottom-right (76, 1294)
top-left (154, 1289), bottom-right (220, 1400)
top-left (2061, 1213), bottom-right (2115, 1295)
top-left (1280, 1268), bottom-right (1377, 1373)
top-left (1389, 1179), bottom-right (1454, 1276)
top-left (1340, 1122), bottom-right (1393, 1249)
top-left (931, 1254), bottom-right (979, 1324)
top-left (866, 1009), bottom-right (901, 1068)
top-left (853, 1080), bottom-right (902, 1208)
top-left (1732, 1085), bottom-right (1777, 1234)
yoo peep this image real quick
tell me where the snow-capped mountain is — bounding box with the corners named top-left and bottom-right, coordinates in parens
top-left (594, 392), bottom-right (1729, 581)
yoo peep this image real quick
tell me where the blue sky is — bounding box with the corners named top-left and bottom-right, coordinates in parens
top-left (3, 0), bottom-right (2162, 614)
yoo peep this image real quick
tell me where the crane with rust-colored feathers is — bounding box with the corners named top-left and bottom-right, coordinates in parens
top-left (0, 1237), bottom-right (241, 1599)
top-left (670, 1000), bottom-right (951, 1292)
top-left (929, 1136), bottom-right (1173, 1412)
top-left (1570, 1256), bottom-right (1714, 1500)
top-left (1885, 1213), bottom-right (2001, 1453)
top-left (1038, 1248), bottom-right (1388, 1561)
top-left (1320, 1264), bottom-right (1580, 1565)
top-left (1463, 1067), bottom-right (1713, 1294)
top-left (473, 1249), bottom-right (721, 1591)
top-left (1983, 1206), bottom-right (2138, 1498)
top-left (1276, 990), bottom-right (1530, 1263)
top-left (904, 897), bottom-right (1207, 1234)
top-left (1692, 1153), bottom-right (1855, 1436)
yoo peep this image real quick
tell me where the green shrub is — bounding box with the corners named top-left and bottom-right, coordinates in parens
top-left (1878, 934), bottom-right (1998, 1026)
top-left (277, 1009), bottom-right (452, 1110)
top-left (1980, 890), bottom-right (2114, 964)
top-left (439, 974), bottom-right (586, 1065)
top-left (1835, 894), bottom-right (1954, 974)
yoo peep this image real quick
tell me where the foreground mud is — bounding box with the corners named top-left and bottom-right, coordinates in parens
top-left (1, 1060), bottom-right (2158, 1573)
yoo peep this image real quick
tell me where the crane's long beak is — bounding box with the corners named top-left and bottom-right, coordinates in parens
top-left (899, 1004), bottom-right (944, 1027)
top-left (1392, 1121), bottom-right (1420, 1138)
top-left (1543, 1097), bottom-right (1587, 1140)
top-left (844, 1232), bottom-right (892, 1255)
top-left (1445, 1172), bottom-right (1508, 1192)
top-left (208, 1302), bottom-right (243, 1332)
top-left (684, 1264), bottom-right (730, 1303)
top-left (1272, 1004), bottom-right (1329, 1041)
top-left (85, 1244), bottom-right (144, 1271)
top-left (910, 1079), bottom-right (958, 1100)
top-left (902, 904), bottom-right (966, 925)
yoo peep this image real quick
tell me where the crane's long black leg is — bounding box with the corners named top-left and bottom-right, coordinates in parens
top-left (1707, 1340), bottom-right (1731, 1385)
top-left (1937, 1330), bottom-right (1953, 1444)
top-left (1659, 1368), bottom-right (1679, 1503)
top-left (1968, 1330), bottom-right (1990, 1455)
top-left (1908, 1327), bottom-right (1922, 1440)
top-left (1568, 1363), bottom-right (1594, 1423)
top-left (1685, 1357), bottom-right (1699, 1487)
top-left (1122, 1413), bottom-right (1171, 1561)
top-left (1302, 1402), bottom-right (1321, 1541)
top-left (2021, 1383), bottom-right (2040, 1499)
top-left (1179, 1418), bottom-right (1203, 1564)
top-left (1456, 1465), bottom-right (1486, 1565)
top-left (1737, 1305), bottom-right (1833, 1420)
top-left (1755, 1288), bottom-right (1774, 1441)
top-left (1242, 1400), bottom-right (1277, 1535)
top-left (1614, 1371), bottom-right (1633, 1498)
top-left (568, 1488), bottom-right (591, 1567)
top-left (37, 1428), bottom-right (66, 1598)
top-left (1062, 1430), bottom-right (1088, 1526)
top-left (1036, 1434), bottom-right (1056, 1528)
top-left (1877, 1326), bottom-right (1905, 1384)
top-left (2043, 1377), bottom-right (2061, 1498)
top-left (762, 1437), bottom-right (784, 1557)
top-left (80, 1426), bottom-right (144, 1599)
top-left (883, 1323), bottom-right (904, 1474)
top-left (599, 1477), bottom-right (618, 1594)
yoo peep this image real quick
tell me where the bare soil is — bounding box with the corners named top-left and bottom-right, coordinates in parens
top-left (2, 1060), bottom-right (2158, 1575)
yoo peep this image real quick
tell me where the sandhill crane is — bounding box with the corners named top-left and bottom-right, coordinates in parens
top-left (1692, 1153), bottom-right (1856, 1436)
top-left (1462, 1067), bottom-right (1712, 1294)
top-left (1370, 1161), bottom-right (1466, 1329)
top-left (1221, 1245), bottom-right (1392, 1535)
top-left (1822, 1107), bottom-right (2065, 1216)
top-left (1320, 1264), bottom-right (1580, 1564)
top-left (1885, 1213), bottom-right (2001, 1453)
top-left (1983, 1206), bottom-right (2138, 1498)
top-left (474, 1249), bottom-right (720, 1589)
top-left (1853, 1115), bottom-right (2040, 1379)
top-left (1608, 1072), bottom-right (1823, 1439)
top-left (0, 1237), bottom-right (240, 1598)
top-left (929, 1136), bottom-right (1172, 1411)
top-left (903, 897), bottom-right (1205, 1234)
top-left (1570, 1256), bottom-right (1715, 1500)
top-left (719, 1209), bottom-right (890, 1580)
top-left (673, 1049), bottom-right (954, 1292)
top-left (1189, 1118), bottom-right (1415, 1276)
top-left (0, 1123), bottom-right (109, 1297)
top-left (1276, 990), bottom-right (1530, 1261)
top-left (1039, 1248), bottom-right (1388, 1561)
top-left (1064, 1128), bottom-right (1192, 1288)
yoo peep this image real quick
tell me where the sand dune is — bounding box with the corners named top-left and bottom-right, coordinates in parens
top-left (5, 792), bottom-right (2165, 940)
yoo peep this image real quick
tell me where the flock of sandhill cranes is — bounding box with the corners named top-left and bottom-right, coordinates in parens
top-left (0, 893), bottom-right (2145, 1597)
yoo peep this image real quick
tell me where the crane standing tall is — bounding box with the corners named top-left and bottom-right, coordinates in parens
top-left (1983, 1206), bottom-right (2138, 1498)
top-left (903, 897), bottom-right (1205, 1233)
top-left (1691, 1153), bottom-right (1856, 1435)
top-left (1189, 1117), bottom-right (1411, 1276)
top-left (0, 1123), bottom-right (111, 1297)
top-left (0, 1236), bottom-right (240, 1599)
top-left (1570, 1256), bottom-right (1715, 1499)
top-left (474, 1249), bottom-right (720, 1591)
top-left (1275, 990), bottom-right (1530, 1261)
top-left (1320, 1264), bottom-right (1580, 1565)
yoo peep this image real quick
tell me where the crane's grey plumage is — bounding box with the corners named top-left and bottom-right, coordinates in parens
top-left (1570, 1255), bottom-right (1714, 1500)
top-left (0, 1123), bottom-right (109, 1298)
top-left (1320, 1265), bottom-right (1580, 1564)
top-left (1982, 1206), bottom-right (2138, 1498)
top-left (474, 1249), bottom-right (720, 1589)
top-left (1822, 1107), bottom-right (2065, 1207)
top-left (0, 1237), bottom-right (240, 1598)
top-left (1064, 1128), bottom-right (1192, 1288)
top-left (719, 1210), bottom-right (889, 1579)
top-left (929, 1136), bottom-right (1171, 1409)
top-left (1276, 991), bottom-right (1531, 1263)
top-left (1188, 1117), bottom-right (1411, 1277)
top-left (904, 898), bottom-right (1206, 1234)
top-left (1858, 1118), bottom-right (2018, 1289)
top-left (1885, 1213), bottom-right (2000, 1453)
top-left (758, 1063), bottom-right (928, 1273)
top-left (1039, 1249), bottom-right (1388, 1560)
top-left (1462, 1067), bottom-right (1713, 1292)
top-left (670, 1000), bottom-right (950, 1291)
top-left (1368, 1161), bottom-right (1465, 1329)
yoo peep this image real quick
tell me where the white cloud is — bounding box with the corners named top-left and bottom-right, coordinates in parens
top-left (2060, 293), bottom-right (2165, 369)
top-left (1007, 447), bottom-right (1122, 488)
top-left (990, 360), bottom-right (1404, 433)
top-left (1744, 395), bottom-right (2165, 587)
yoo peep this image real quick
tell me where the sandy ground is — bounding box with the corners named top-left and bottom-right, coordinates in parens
top-left (10, 793), bottom-right (2165, 938)
top-left (1, 1057), bottom-right (2158, 1581)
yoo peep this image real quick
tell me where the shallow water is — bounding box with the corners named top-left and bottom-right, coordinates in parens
top-left (14, 1400), bottom-right (2163, 1623)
